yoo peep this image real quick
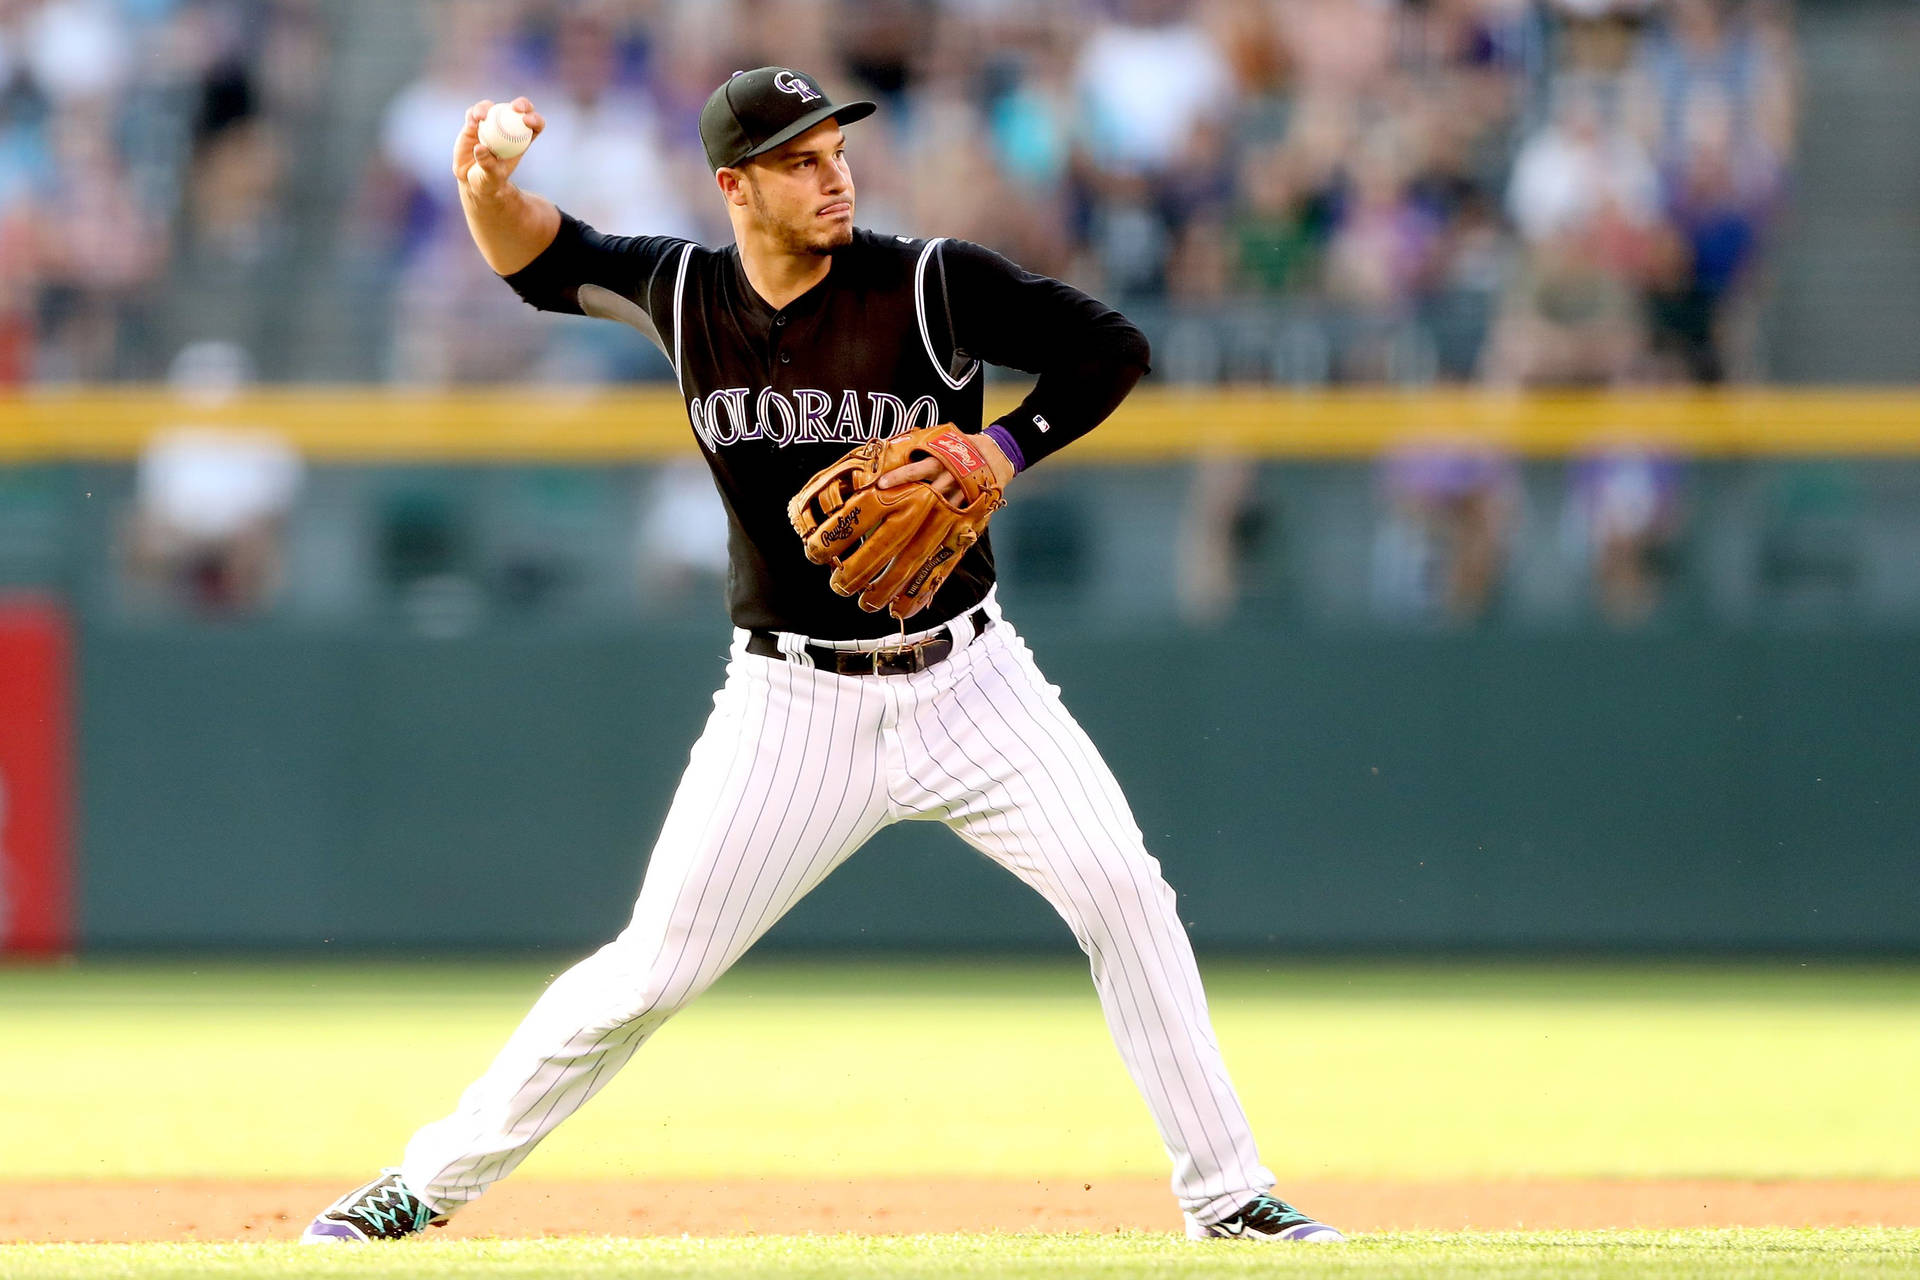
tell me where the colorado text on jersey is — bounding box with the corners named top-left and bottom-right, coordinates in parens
top-left (688, 387), bottom-right (942, 449)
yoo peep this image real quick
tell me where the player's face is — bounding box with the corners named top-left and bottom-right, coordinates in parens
top-left (738, 121), bottom-right (855, 255)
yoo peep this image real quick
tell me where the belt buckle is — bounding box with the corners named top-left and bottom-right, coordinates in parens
top-left (871, 640), bottom-right (924, 677)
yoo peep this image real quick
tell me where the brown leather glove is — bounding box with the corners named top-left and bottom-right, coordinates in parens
top-left (788, 423), bottom-right (1008, 621)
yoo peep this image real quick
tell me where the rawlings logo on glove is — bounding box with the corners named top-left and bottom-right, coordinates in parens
top-left (787, 422), bottom-right (1007, 620)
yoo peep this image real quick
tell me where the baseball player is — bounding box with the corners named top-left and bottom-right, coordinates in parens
top-left (302, 67), bottom-right (1342, 1246)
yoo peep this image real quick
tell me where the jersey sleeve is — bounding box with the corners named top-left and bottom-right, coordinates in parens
top-left (501, 211), bottom-right (694, 358)
top-left (932, 238), bottom-right (1151, 471)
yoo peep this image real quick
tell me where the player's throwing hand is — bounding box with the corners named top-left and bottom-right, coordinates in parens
top-left (454, 97), bottom-right (544, 200)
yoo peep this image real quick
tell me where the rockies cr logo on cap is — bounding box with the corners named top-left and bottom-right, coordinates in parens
top-left (699, 66), bottom-right (875, 171)
top-left (772, 70), bottom-right (821, 102)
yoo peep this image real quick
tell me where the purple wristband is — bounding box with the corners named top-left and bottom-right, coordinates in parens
top-left (983, 423), bottom-right (1026, 473)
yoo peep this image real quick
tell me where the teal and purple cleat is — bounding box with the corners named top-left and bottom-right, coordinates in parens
top-left (1187, 1193), bottom-right (1346, 1242)
top-left (299, 1169), bottom-right (449, 1243)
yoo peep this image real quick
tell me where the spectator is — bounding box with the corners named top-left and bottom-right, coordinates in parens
top-left (31, 103), bottom-right (162, 380)
top-left (1484, 84), bottom-right (1661, 385)
top-left (1632, 0), bottom-right (1793, 384)
top-left (1565, 447), bottom-right (1686, 625)
top-left (634, 457), bottom-right (731, 607)
top-left (1505, 84), bottom-right (1660, 246)
top-left (1071, 0), bottom-right (1234, 299)
top-left (182, 47), bottom-right (282, 264)
top-left (0, 200), bottom-right (33, 382)
top-left (1373, 443), bottom-right (1519, 623)
top-left (18, 0), bottom-right (130, 107)
top-left (1074, 0), bottom-right (1234, 180)
top-left (1178, 454), bottom-right (1274, 624)
top-left (1644, 88), bottom-right (1777, 382)
top-left (124, 341), bottom-right (304, 615)
top-left (1229, 139), bottom-right (1322, 298)
top-left (1322, 131), bottom-right (1445, 318)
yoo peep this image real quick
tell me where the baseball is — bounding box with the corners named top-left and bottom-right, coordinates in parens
top-left (477, 101), bottom-right (532, 159)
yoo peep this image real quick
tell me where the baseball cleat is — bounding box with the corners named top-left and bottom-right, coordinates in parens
top-left (1187, 1193), bottom-right (1346, 1242)
top-left (299, 1168), bottom-right (449, 1243)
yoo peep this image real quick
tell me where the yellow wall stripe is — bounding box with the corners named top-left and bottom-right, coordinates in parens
top-left (1, 387), bottom-right (1916, 461)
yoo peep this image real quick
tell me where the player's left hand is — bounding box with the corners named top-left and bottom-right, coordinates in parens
top-left (790, 423), bottom-right (1010, 619)
top-left (878, 431), bottom-right (1014, 500)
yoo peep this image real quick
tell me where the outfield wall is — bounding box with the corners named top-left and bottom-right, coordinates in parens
top-left (74, 621), bottom-right (1920, 953)
top-left (3, 390), bottom-right (1916, 953)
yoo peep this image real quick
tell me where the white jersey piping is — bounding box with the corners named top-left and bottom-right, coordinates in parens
top-left (671, 242), bottom-right (695, 395)
top-left (914, 237), bottom-right (980, 392)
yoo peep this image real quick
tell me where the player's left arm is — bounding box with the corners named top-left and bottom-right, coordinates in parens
top-left (878, 240), bottom-right (1149, 497)
top-left (938, 238), bottom-right (1152, 474)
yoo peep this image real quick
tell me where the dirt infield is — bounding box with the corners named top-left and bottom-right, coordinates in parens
top-left (4, 1178), bottom-right (1917, 1243)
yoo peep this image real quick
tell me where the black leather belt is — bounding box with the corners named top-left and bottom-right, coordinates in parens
top-left (747, 607), bottom-right (992, 677)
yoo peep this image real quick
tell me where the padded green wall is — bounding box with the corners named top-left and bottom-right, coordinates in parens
top-left (77, 619), bottom-right (1920, 952)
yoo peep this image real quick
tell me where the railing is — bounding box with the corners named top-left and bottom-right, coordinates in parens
top-left (2, 389), bottom-right (1918, 461)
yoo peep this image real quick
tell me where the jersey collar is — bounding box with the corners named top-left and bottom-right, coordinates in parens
top-left (727, 242), bottom-right (838, 327)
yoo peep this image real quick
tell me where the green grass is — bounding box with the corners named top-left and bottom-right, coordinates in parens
top-left (4, 1231), bottom-right (1918, 1280)
top-left (0, 959), bottom-right (1916, 1181)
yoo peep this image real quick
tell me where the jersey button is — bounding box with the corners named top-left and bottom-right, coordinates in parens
top-left (779, 352), bottom-right (792, 364)
top-left (773, 315), bottom-right (787, 327)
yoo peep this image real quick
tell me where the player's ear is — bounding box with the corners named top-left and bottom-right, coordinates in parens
top-left (716, 166), bottom-right (750, 208)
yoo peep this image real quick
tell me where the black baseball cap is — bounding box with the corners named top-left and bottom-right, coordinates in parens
top-left (699, 67), bottom-right (875, 172)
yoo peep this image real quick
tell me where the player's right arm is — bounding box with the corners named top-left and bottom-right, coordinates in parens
top-left (455, 97), bottom-right (560, 276)
top-left (455, 97), bottom-right (693, 328)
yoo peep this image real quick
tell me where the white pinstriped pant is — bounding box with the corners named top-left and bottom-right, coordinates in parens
top-left (401, 599), bottom-right (1275, 1224)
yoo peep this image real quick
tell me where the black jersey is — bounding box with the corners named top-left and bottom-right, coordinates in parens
top-left (505, 215), bottom-right (1149, 639)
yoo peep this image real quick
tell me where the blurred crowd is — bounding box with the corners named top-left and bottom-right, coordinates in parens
top-left (0, 0), bottom-right (1797, 387)
top-left (0, 0), bottom-right (326, 382)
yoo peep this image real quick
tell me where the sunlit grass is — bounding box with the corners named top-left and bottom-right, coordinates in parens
top-left (0, 959), bottom-right (1914, 1182)
top-left (7, 1230), bottom-right (1919, 1280)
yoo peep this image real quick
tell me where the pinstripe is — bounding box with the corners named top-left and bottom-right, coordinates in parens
top-left (727, 670), bottom-right (890, 960)
top-left (383, 216), bottom-right (1283, 1219)
top-left (705, 663), bottom-right (841, 968)
top-left (940, 706), bottom-right (1211, 1187)
top-left (956, 640), bottom-right (1236, 1190)
top-left (711, 663), bottom-right (883, 972)
top-left (913, 685), bottom-right (1065, 908)
top-left (898, 685), bottom-right (1087, 948)
top-left (509, 1018), bottom-right (647, 1177)
top-left (895, 686), bottom-right (971, 817)
top-left (916, 681), bottom-right (1060, 894)
top-left (998, 635), bottom-right (1265, 1193)
top-left (986, 647), bottom-right (1241, 1187)
top-left (674, 657), bottom-right (811, 990)
top-left (939, 656), bottom-right (1224, 1185)
top-left (497, 660), bottom-right (873, 1201)
top-left (649, 657), bottom-right (790, 1008)
top-left (749, 670), bottom-right (896, 941)
top-left (1002, 641), bottom-right (1214, 1014)
top-left (413, 656), bottom-right (905, 1207)
top-left (445, 1004), bottom-right (618, 1198)
top-left (759, 802), bottom-right (892, 948)
top-left (634, 655), bottom-right (772, 976)
top-left (908, 689), bottom-right (1007, 826)
top-left (996, 642), bottom-right (1263, 1155)
top-left (441, 987), bottom-right (626, 1199)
